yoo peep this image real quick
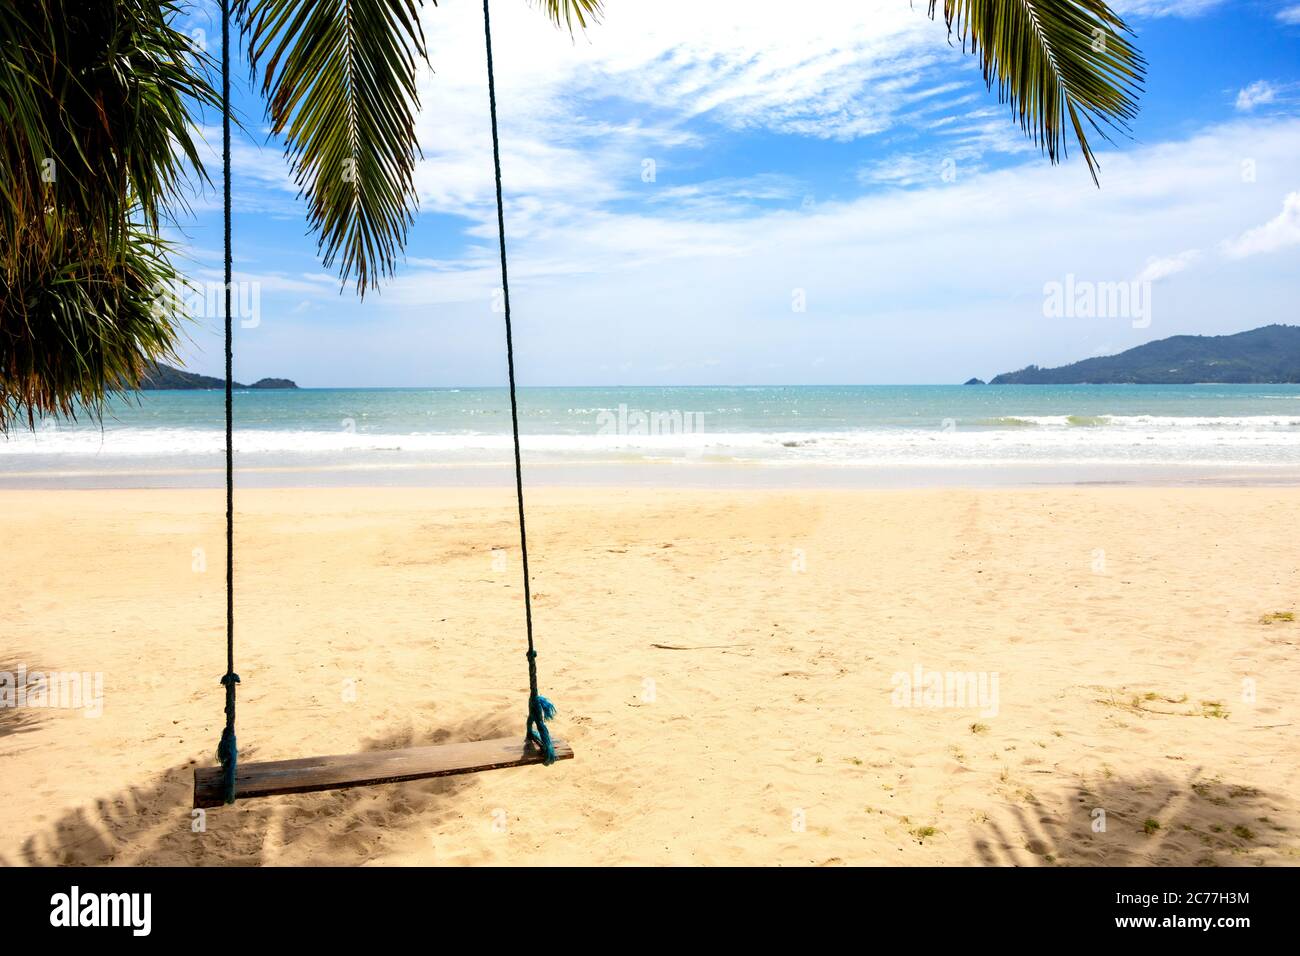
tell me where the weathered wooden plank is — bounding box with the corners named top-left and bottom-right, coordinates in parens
top-left (193, 736), bottom-right (573, 809)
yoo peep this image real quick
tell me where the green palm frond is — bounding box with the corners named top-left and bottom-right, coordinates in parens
top-left (533, 0), bottom-right (602, 31)
top-left (0, 0), bottom-right (213, 430)
top-left (237, 1), bottom-right (601, 296)
top-left (236, 0), bottom-right (431, 296)
top-left (1, 223), bottom-right (184, 429)
top-left (927, 0), bottom-right (1145, 184)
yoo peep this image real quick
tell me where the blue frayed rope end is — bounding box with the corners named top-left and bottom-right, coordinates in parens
top-left (526, 694), bottom-right (558, 766)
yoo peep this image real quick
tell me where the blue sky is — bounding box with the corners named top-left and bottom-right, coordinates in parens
top-left (170, 0), bottom-right (1300, 386)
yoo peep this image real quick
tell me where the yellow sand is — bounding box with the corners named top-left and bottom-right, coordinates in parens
top-left (1, 486), bottom-right (1297, 866)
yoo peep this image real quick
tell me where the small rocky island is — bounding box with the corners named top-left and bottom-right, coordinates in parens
top-left (133, 362), bottom-right (298, 390)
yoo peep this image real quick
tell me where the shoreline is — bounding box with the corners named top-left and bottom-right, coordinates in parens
top-left (5, 460), bottom-right (1300, 490)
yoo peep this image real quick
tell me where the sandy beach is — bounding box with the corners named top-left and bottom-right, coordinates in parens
top-left (2, 485), bottom-right (1297, 866)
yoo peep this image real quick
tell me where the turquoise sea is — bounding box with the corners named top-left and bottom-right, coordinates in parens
top-left (4, 384), bottom-right (1300, 487)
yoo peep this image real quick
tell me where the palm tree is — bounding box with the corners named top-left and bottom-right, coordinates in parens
top-left (0, 0), bottom-right (216, 428)
top-left (1, 0), bottom-right (1143, 429)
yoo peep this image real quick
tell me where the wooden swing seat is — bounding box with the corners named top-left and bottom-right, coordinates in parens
top-left (193, 735), bottom-right (572, 809)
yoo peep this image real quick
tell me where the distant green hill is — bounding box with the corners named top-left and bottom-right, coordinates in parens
top-left (988, 325), bottom-right (1300, 385)
top-left (131, 362), bottom-right (298, 390)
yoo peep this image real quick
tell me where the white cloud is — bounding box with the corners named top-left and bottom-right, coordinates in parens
top-left (190, 125), bottom-right (302, 216)
top-left (859, 108), bottom-right (1038, 187)
top-left (403, 0), bottom-right (991, 233)
top-left (296, 116), bottom-right (1300, 386)
top-left (170, 2), bottom-right (1300, 385)
top-left (859, 152), bottom-right (951, 188)
top-left (197, 2), bottom-right (1085, 236)
top-left (648, 174), bottom-right (807, 216)
top-left (1137, 249), bottom-right (1201, 281)
top-left (1278, 5), bottom-right (1300, 25)
top-left (1235, 80), bottom-right (1279, 112)
top-left (561, 2), bottom-right (945, 140)
top-left (188, 268), bottom-right (340, 297)
top-left (1111, 0), bottom-right (1226, 16)
top-left (1220, 191), bottom-right (1300, 259)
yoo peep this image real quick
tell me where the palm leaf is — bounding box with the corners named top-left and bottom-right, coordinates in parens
top-left (237, 1), bottom-right (602, 296)
top-left (927, 0), bottom-right (1145, 183)
top-left (0, 0), bottom-right (213, 430)
top-left (236, 0), bottom-right (430, 296)
top-left (532, 0), bottom-right (602, 31)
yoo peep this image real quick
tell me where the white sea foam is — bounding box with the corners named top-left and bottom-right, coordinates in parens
top-left (977, 414), bottom-right (1300, 429)
top-left (4, 414), bottom-right (1300, 469)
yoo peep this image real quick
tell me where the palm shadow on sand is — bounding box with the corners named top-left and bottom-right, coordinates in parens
top-left (5, 715), bottom-right (516, 866)
top-left (0, 701), bottom-right (42, 743)
top-left (972, 767), bottom-right (1293, 866)
top-left (1, 660), bottom-right (46, 743)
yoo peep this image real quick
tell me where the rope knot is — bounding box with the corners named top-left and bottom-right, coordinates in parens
top-left (220, 672), bottom-right (241, 687)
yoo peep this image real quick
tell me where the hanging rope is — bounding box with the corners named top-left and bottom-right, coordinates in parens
top-left (216, 0), bottom-right (240, 804)
top-left (482, 0), bottom-right (556, 765)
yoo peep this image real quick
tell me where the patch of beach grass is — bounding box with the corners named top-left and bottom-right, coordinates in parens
top-left (1195, 783), bottom-right (1229, 807)
top-left (1095, 686), bottom-right (1221, 718)
top-left (909, 824), bottom-right (938, 842)
top-left (1259, 611), bottom-right (1295, 624)
top-left (1199, 700), bottom-right (1229, 719)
